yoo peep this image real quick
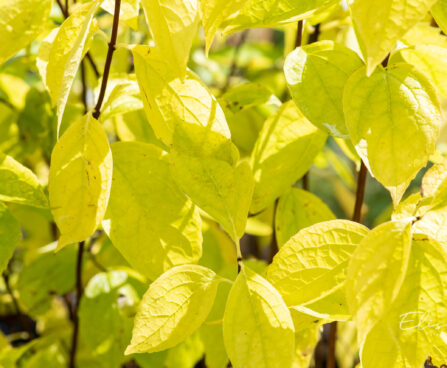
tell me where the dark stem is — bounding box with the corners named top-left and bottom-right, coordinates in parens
top-left (295, 20), bottom-right (304, 48)
top-left (80, 60), bottom-right (88, 113)
top-left (302, 173), bottom-right (309, 191)
top-left (352, 161), bottom-right (367, 223)
top-left (68, 241), bottom-right (85, 368)
top-left (222, 30), bottom-right (249, 93)
top-left (308, 23), bottom-right (321, 44)
top-left (268, 199), bottom-right (279, 262)
top-left (2, 273), bottom-right (35, 339)
top-left (92, 0), bottom-right (122, 120)
top-left (326, 322), bottom-right (338, 368)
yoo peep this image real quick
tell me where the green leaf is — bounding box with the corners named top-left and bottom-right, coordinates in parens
top-left (169, 124), bottom-right (253, 243)
top-left (284, 41), bottom-right (363, 137)
top-left (44, 1), bottom-right (100, 134)
top-left (397, 45), bottom-right (447, 97)
top-left (125, 265), bottom-right (221, 354)
top-left (222, 0), bottom-right (337, 34)
top-left (346, 220), bottom-right (412, 342)
top-left (140, 0), bottom-right (199, 77)
top-left (343, 63), bottom-right (441, 205)
top-left (251, 100), bottom-right (327, 214)
top-left (223, 265), bottom-right (295, 368)
top-left (49, 114), bottom-right (112, 249)
top-left (267, 220), bottom-right (368, 307)
top-left (103, 142), bottom-right (202, 280)
top-left (0, 0), bottom-right (52, 65)
top-left (219, 83), bottom-right (275, 113)
top-left (275, 188), bottom-right (336, 247)
top-left (0, 153), bottom-right (48, 208)
top-left (132, 45), bottom-right (231, 146)
top-left (360, 235), bottom-right (447, 367)
top-left (17, 244), bottom-right (77, 315)
top-left (0, 203), bottom-right (20, 273)
top-left (432, 0), bottom-right (447, 34)
top-left (200, 0), bottom-right (246, 53)
top-left (350, 0), bottom-right (439, 75)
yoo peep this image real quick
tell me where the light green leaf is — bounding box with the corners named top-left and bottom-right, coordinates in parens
top-left (360, 235), bottom-right (447, 367)
top-left (0, 0), bottom-right (52, 65)
top-left (140, 0), bottom-right (199, 77)
top-left (346, 220), bottom-right (412, 342)
top-left (343, 63), bottom-right (441, 205)
top-left (17, 245), bottom-right (77, 315)
top-left (125, 265), bottom-right (221, 354)
top-left (268, 220), bottom-right (368, 307)
top-left (432, 0), bottom-right (447, 34)
top-left (0, 203), bottom-right (20, 273)
top-left (103, 142), bottom-right (202, 280)
top-left (223, 265), bottom-right (295, 368)
top-left (45, 1), bottom-right (100, 135)
top-left (200, 0), bottom-right (246, 53)
top-left (350, 0), bottom-right (438, 75)
top-left (284, 41), bottom-right (363, 137)
top-left (0, 153), bottom-right (48, 208)
top-left (219, 83), bottom-right (275, 113)
top-left (275, 188), bottom-right (336, 247)
top-left (250, 101), bottom-right (327, 214)
top-left (222, 0), bottom-right (337, 34)
top-left (49, 114), bottom-right (113, 249)
top-left (170, 124), bottom-right (253, 243)
top-left (132, 45), bottom-right (231, 146)
top-left (398, 45), bottom-right (447, 97)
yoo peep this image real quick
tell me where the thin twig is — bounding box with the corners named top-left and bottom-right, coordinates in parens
top-left (80, 60), bottom-right (88, 113)
top-left (68, 241), bottom-right (85, 368)
top-left (295, 20), bottom-right (304, 48)
top-left (352, 161), bottom-right (367, 223)
top-left (222, 30), bottom-right (249, 93)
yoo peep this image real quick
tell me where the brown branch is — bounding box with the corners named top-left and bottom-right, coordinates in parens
top-left (68, 241), bottom-right (85, 368)
top-left (268, 199), bottom-right (279, 263)
top-left (80, 60), bottom-right (88, 113)
top-left (352, 161), bottom-right (367, 223)
top-left (92, 0), bottom-right (122, 119)
top-left (295, 20), bottom-right (304, 48)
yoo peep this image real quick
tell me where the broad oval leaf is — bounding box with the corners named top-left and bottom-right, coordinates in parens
top-left (125, 265), bottom-right (220, 354)
top-left (44, 1), bottom-right (100, 134)
top-left (275, 188), bottom-right (336, 247)
top-left (170, 124), bottom-right (253, 243)
top-left (350, 0), bottom-right (439, 75)
top-left (250, 101), bottom-right (327, 214)
top-left (343, 63), bottom-right (441, 205)
top-left (0, 153), bottom-right (48, 208)
top-left (49, 114), bottom-right (113, 249)
top-left (346, 220), bottom-right (412, 342)
top-left (0, 203), bottom-right (20, 273)
top-left (360, 235), bottom-right (447, 367)
top-left (140, 0), bottom-right (199, 77)
top-left (267, 220), bottom-right (369, 307)
top-left (223, 265), bottom-right (295, 368)
top-left (103, 141), bottom-right (202, 280)
top-left (0, 0), bottom-right (52, 65)
top-left (132, 45), bottom-right (231, 146)
top-left (284, 41), bottom-right (363, 137)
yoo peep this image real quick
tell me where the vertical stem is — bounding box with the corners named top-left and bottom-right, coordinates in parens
top-left (268, 199), bottom-right (279, 262)
top-left (222, 30), bottom-right (248, 93)
top-left (80, 60), bottom-right (88, 113)
top-left (352, 161), bottom-right (367, 223)
top-left (295, 20), bottom-right (304, 48)
top-left (68, 241), bottom-right (85, 368)
top-left (92, 0), bottom-right (122, 120)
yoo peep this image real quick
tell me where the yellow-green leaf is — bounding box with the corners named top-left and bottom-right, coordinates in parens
top-left (0, 153), bottom-right (48, 208)
top-left (284, 40), bottom-right (363, 137)
top-left (45, 1), bottom-right (100, 135)
top-left (0, 203), bottom-right (20, 273)
top-left (275, 188), bottom-right (336, 247)
top-left (49, 114), bottom-right (112, 249)
top-left (170, 124), bottom-right (253, 243)
top-left (350, 0), bottom-right (439, 75)
top-left (343, 63), bottom-right (441, 205)
top-left (0, 0), bottom-right (52, 65)
top-left (222, 0), bottom-right (337, 34)
top-left (223, 265), bottom-right (295, 368)
top-left (250, 101), bottom-right (327, 214)
top-left (346, 220), bottom-right (412, 342)
top-left (360, 235), bottom-right (447, 367)
top-left (132, 45), bottom-right (231, 146)
top-left (432, 0), bottom-right (447, 34)
top-left (103, 142), bottom-right (202, 280)
top-left (140, 0), bottom-right (199, 77)
top-left (268, 220), bottom-right (368, 307)
top-left (125, 265), bottom-right (221, 354)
